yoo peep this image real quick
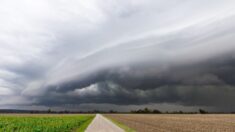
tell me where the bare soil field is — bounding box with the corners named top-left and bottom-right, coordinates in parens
top-left (105, 114), bottom-right (235, 132)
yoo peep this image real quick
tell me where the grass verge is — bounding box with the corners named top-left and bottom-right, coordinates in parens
top-left (75, 115), bottom-right (95, 132)
top-left (105, 115), bottom-right (136, 132)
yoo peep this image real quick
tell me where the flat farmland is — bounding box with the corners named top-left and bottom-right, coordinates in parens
top-left (105, 114), bottom-right (235, 132)
top-left (0, 114), bottom-right (94, 132)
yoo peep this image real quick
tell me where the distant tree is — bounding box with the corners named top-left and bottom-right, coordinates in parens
top-left (137, 109), bottom-right (143, 113)
top-left (144, 107), bottom-right (150, 113)
top-left (93, 110), bottom-right (101, 113)
top-left (130, 110), bottom-right (136, 113)
top-left (199, 109), bottom-right (207, 114)
top-left (109, 110), bottom-right (117, 113)
top-left (153, 109), bottom-right (161, 114)
top-left (47, 109), bottom-right (51, 113)
top-left (130, 108), bottom-right (163, 114)
top-left (64, 110), bottom-right (69, 113)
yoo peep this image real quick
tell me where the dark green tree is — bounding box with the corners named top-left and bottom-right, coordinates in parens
top-left (199, 109), bottom-right (207, 114)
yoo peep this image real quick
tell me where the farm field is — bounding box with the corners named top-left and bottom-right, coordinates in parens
top-left (0, 114), bottom-right (94, 132)
top-left (105, 114), bottom-right (235, 132)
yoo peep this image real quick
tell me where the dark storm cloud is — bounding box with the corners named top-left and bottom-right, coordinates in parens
top-left (32, 50), bottom-right (235, 111)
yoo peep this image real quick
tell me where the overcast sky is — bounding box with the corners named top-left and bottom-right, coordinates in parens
top-left (1, 0), bottom-right (235, 112)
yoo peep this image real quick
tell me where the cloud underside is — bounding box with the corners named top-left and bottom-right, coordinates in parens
top-left (1, 0), bottom-right (235, 111)
top-left (35, 54), bottom-right (235, 110)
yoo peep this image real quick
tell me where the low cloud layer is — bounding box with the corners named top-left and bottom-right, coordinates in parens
top-left (1, 0), bottom-right (235, 111)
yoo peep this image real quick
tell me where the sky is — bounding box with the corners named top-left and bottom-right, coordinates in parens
top-left (0, 0), bottom-right (235, 112)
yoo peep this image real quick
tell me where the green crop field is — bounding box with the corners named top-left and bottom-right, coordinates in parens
top-left (0, 114), bottom-right (94, 132)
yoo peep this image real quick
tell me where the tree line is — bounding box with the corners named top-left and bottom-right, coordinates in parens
top-left (1, 108), bottom-right (234, 114)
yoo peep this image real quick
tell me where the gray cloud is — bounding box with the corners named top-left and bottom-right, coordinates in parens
top-left (29, 52), bottom-right (235, 111)
top-left (1, 0), bottom-right (235, 111)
